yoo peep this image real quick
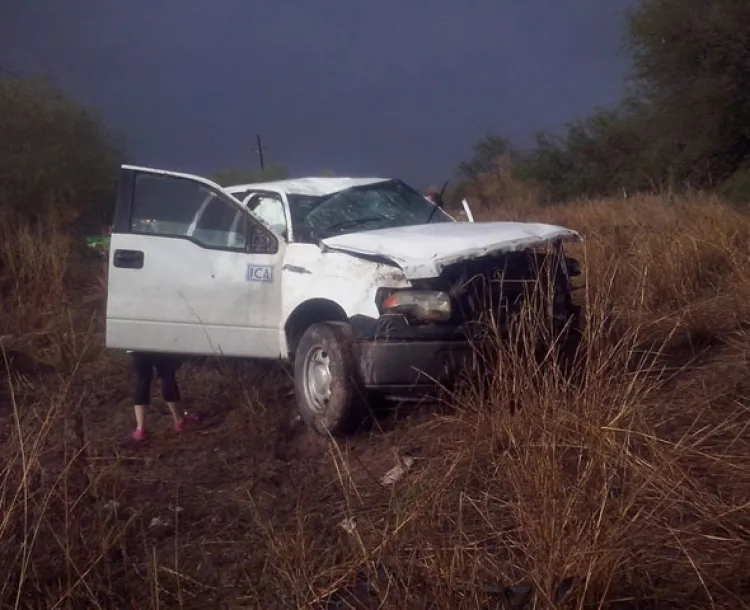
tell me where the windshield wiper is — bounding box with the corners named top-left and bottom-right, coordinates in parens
top-left (322, 217), bottom-right (385, 236)
top-left (425, 202), bottom-right (440, 224)
top-left (424, 179), bottom-right (449, 224)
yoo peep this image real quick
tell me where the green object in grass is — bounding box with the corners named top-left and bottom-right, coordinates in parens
top-left (85, 235), bottom-right (110, 251)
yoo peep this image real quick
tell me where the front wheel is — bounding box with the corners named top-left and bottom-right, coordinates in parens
top-left (293, 321), bottom-right (364, 436)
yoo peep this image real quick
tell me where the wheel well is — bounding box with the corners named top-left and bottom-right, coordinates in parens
top-left (285, 299), bottom-right (348, 357)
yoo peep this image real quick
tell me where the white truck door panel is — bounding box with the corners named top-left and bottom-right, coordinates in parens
top-left (106, 165), bottom-right (284, 359)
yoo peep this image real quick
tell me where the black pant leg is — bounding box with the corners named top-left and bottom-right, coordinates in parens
top-left (132, 352), bottom-right (154, 405)
top-left (153, 355), bottom-right (181, 403)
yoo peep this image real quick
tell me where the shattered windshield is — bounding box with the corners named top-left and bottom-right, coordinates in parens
top-left (287, 180), bottom-right (453, 243)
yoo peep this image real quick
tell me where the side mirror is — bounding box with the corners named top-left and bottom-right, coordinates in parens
top-left (461, 198), bottom-right (475, 223)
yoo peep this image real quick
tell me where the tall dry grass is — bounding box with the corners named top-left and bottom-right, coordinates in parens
top-left (1, 191), bottom-right (750, 608)
top-left (255, 192), bottom-right (750, 608)
top-left (0, 209), bottom-right (117, 608)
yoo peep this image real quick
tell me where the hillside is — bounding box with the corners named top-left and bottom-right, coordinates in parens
top-left (2, 191), bottom-right (749, 609)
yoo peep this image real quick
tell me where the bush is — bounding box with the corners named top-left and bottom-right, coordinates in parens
top-left (0, 76), bottom-right (122, 229)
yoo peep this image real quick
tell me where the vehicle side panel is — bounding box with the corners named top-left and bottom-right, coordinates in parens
top-left (278, 244), bottom-right (411, 354)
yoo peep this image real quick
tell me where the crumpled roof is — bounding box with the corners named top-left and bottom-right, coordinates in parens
top-left (225, 177), bottom-right (388, 197)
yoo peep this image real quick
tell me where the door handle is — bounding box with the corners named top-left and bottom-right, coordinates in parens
top-left (113, 249), bottom-right (144, 269)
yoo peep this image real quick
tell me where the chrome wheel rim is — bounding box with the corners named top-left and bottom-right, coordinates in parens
top-left (303, 346), bottom-right (332, 414)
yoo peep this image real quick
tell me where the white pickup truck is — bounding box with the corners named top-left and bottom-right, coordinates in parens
top-left (106, 165), bottom-right (582, 435)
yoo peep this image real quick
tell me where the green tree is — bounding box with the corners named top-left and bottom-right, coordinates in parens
top-left (0, 76), bottom-right (123, 226)
top-left (627, 0), bottom-right (750, 195)
top-left (460, 0), bottom-right (750, 203)
top-left (515, 105), bottom-right (657, 203)
top-left (456, 135), bottom-right (514, 182)
top-left (210, 163), bottom-right (288, 186)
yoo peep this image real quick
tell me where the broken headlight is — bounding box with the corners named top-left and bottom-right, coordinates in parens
top-left (378, 289), bottom-right (451, 323)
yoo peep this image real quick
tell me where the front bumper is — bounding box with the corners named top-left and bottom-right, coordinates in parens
top-left (350, 314), bottom-right (477, 393)
top-left (349, 302), bottom-right (582, 394)
top-left (356, 338), bottom-right (475, 392)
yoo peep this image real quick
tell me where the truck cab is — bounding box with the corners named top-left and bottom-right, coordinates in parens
top-left (106, 165), bottom-right (582, 435)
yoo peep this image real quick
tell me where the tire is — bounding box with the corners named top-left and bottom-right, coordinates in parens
top-left (293, 321), bottom-right (364, 436)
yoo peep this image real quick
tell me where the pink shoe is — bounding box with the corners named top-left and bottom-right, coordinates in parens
top-left (132, 427), bottom-right (146, 441)
top-left (174, 412), bottom-right (201, 433)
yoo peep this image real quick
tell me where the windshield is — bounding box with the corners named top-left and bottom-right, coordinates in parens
top-left (287, 179), bottom-right (453, 243)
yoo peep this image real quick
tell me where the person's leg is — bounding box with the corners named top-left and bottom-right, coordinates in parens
top-left (154, 355), bottom-right (185, 430)
top-left (131, 352), bottom-right (153, 440)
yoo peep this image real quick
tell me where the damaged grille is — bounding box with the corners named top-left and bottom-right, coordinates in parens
top-left (415, 250), bottom-right (574, 328)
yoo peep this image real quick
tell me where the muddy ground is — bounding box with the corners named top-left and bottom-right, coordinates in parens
top-left (3, 344), bottom-right (458, 608)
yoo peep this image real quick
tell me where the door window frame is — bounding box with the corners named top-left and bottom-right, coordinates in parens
top-left (241, 189), bottom-right (290, 239)
top-left (113, 166), bottom-right (280, 255)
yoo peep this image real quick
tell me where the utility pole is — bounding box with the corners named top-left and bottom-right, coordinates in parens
top-left (253, 133), bottom-right (265, 172)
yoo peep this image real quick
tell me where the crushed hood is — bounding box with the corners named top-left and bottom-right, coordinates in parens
top-left (320, 221), bottom-right (582, 279)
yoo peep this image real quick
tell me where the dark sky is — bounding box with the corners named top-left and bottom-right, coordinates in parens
top-left (1, 0), bottom-right (638, 187)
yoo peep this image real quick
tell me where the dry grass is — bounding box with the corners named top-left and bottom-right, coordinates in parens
top-left (2, 190), bottom-right (750, 609)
